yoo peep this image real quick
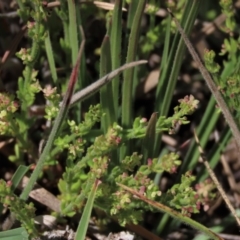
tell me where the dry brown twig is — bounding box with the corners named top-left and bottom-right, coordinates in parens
top-left (193, 129), bottom-right (240, 227)
top-left (167, 8), bottom-right (240, 153)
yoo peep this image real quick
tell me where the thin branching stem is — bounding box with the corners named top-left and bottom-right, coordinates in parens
top-left (193, 129), bottom-right (240, 226)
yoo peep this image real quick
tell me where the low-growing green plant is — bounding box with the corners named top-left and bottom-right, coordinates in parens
top-left (0, 0), bottom-right (239, 240)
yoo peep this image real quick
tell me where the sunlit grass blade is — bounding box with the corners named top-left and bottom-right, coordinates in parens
top-left (75, 179), bottom-right (100, 240)
top-left (117, 183), bottom-right (224, 240)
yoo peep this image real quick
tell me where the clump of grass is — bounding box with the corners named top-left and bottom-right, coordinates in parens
top-left (0, 1), bottom-right (239, 239)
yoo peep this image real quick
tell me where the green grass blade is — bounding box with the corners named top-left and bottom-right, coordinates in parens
top-left (152, 15), bottom-right (171, 157)
top-left (155, 15), bottom-right (171, 109)
top-left (160, 1), bottom-right (200, 118)
top-left (179, 96), bottom-right (220, 175)
top-left (122, 0), bottom-right (146, 127)
top-left (127, 0), bottom-right (139, 28)
top-left (142, 112), bottom-right (157, 162)
top-left (74, 180), bottom-right (100, 240)
top-left (57, 0), bottom-right (70, 47)
top-left (67, 0), bottom-right (78, 65)
top-left (100, 35), bottom-right (115, 132)
top-left (122, 0), bottom-right (139, 90)
top-left (68, 0), bottom-right (83, 123)
top-left (197, 127), bottom-right (231, 182)
top-left (0, 228), bottom-right (28, 240)
top-left (44, 30), bottom-right (58, 84)
top-left (153, 148), bottom-right (169, 186)
top-left (155, 213), bottom-right (171, 235)
top-left (110, 0), bottom-right (123, 116)
top-left (76, 8), bottom-right (86, 90)
top-left (11, 165), bottom-right (30, 191)
top-left (153, 0), bottom-right (200, 156)
top-left (121, 0), bottom-right (146, 158)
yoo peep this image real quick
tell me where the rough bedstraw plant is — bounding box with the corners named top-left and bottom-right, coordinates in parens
top-left (0, 0), bottom-right (238, 239)
top-left (57, 94), bottom-right (199, 220)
